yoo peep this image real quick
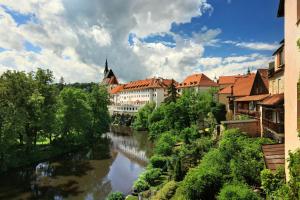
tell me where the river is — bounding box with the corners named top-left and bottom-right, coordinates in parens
top-left (0, 130), bottom-right (152, 200)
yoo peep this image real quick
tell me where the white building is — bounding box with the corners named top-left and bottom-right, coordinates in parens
top-left (109, 78), bottom-right (173, 114)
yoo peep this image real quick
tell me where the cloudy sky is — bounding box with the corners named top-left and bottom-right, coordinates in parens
top-left (0, 0), bottom-right (283, 83)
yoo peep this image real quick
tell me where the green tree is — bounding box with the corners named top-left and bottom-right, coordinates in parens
top-left (89, 85), bottom-right (110, 136)
top-left (56, 87), bottom-right (92, 138)
top-left (133, 102), bottom-right (155, 130)
top-left (164, 79), bottom-right (178, 104)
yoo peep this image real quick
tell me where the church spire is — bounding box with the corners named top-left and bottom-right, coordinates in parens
top-left (104, 58), bottom-right (108, 76)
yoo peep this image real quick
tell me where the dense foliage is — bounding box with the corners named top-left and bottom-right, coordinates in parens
top-left (217, 183), bottom-right (261, 200)
top-left (106, 191), bottom-right (125, 200)
top-left (261, 149), bottom-right (300, 200)
top-left (177, 129), bottom-right (272, 199)
top-left (0, 69), bottom-right (110, 171)
top-left (133, 89), bottom-right (226, 140)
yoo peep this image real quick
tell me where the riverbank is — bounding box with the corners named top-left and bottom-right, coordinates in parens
top-left (1, 141), bottom-right (89, 173)
top-left (0, 131), bottom-right (151, 200)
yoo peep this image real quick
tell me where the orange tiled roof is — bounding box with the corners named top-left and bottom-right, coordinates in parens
top-left (110, 78), bottom-right (174, 94)
top-left (218, 75), bottom-right (243, 85)
top-left (235, 94), bottom-right (270, 102)
top-left (219, 85), bottom-right (232, 94)
top-left (232, 73), bottom-right (256, 97)
top-left (260, 93), bottom-right (284, 106)
top-left (262, 144), bottom-right (285, 172)
top-left (177, 73), bottom-right (218, 88)
top-left (110, 85), bottom-right (124, 94)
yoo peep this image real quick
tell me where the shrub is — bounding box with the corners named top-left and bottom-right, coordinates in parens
top-left (154, 132), bottom-right (176, 156)
top-left (151, 181), bottom-right (177, 200)
top-left (180, 149), bottom-right (228, 200)
top-left (261, 167), bottom-right (285, 196)
top-left (150, 155), bottom-right (168, 169)
top-left (217, 183), bottom-right (261, 200)
top-left (106, 191), bottom-right (125, 200)
top-left (149, 120), bottom-right (168, 140)
top-left (143, 168), bottom-right (162, 185)
top-left (133, 178), bottom-right (150, 193)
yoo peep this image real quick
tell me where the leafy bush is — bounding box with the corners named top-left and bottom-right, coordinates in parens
top-left (150, 155), bottom-right (168, 169)
top-left (261, 167), bottom-right (285, 196)
top-left (178, 129), bottom-right (272, 199)
top-left (287, 149), bottom-right (300, 199)
top-left (106, 191), bottom-right (125, 200)
top-left (143, 168), bottom-right (162, 185)
top-left (151, 181), bottom-right (177, 200)
top-left (149, 120), bottom-right (168, 140)
top-left (217, 183), bottom-right (261, 200)
top-left (132, 102), bottom-right (156, 131)
top-left (133, 178), bottom-right (150, 192)
top-left (180, 149), bottom-right (227, 200)
top-left (154, 132), bottom-right (176, 156)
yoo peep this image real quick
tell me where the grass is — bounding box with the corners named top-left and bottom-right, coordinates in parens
top-left (125, 195), bottom-right (138, 200)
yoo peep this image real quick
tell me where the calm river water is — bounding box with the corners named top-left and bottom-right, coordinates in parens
top-left (0, 130), bottom-right (152, 200)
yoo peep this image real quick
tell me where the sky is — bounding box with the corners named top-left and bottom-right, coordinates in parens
top-left (0, 0), bottom-right (283, 83)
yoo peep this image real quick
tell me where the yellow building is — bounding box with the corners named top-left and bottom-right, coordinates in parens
top-left (278, 0), bottom-right (300, 175)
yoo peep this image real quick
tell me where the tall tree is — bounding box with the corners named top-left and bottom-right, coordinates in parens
top-left (89, 85), bottom-right (110, 136)
top-left (164, 79), bottom-right (178, 104)
top-left (56, 87), bottom-right (92, 138)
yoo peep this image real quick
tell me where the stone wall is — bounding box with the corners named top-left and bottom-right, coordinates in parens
top-left (221, 119), bottom-right (261, 137)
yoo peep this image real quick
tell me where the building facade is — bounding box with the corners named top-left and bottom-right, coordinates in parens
top-left (260, 43), bottom-right (285, 142)
top-left (177, 73), bottom-right (218, 94)
top-left (278, 0), bottom-right (300, 175)
top-left (109, 78), bottom-right (173, 114)
top-left (226, 71), bottom-right (269, 119)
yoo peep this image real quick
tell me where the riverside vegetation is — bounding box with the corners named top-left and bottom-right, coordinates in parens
top-left (0, 69), bottom-right (110, 172)
top-left (108, 83), bottom-right (300, 200)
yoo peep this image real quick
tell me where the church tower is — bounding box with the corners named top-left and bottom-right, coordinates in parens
top-left (104, 58), bottom-right (109, 77)
top-left (101, 58), bottom-right (119, 85)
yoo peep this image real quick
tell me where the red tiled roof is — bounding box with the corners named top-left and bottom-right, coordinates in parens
top-left (123, 78), bottom-right (172, 90)
top-left (177, 73), bottom-right (218, 88)
top-left (219, 85), bottom-right (232, 94)
top-left (110, 85), bottom-right (124, 94)
top-left (258, 68), bottom-right (269, 89)
top-left (232, 73), bottom-right (256, 97)
top-left (218, 75), bottom-right (243, 85)
top-left (262, 144), bottom-right (285, 172)
top-left (235, 94), bottom-right (270, 102)
top-left (260, 93), bottom-right (284, 106)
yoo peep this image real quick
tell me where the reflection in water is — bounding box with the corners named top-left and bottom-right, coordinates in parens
top-left (0, 131), bottom-right (152, 200)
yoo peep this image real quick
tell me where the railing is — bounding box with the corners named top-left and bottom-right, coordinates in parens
top-left (236, 109), bottom-right (259, 118)
top-left (262, 118), bottom-right (284, 133)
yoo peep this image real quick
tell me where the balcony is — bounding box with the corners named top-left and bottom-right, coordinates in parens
top-left (236, 108), bottom-right (259, 118)
top-left (262, 118), bottom-right (284, 133)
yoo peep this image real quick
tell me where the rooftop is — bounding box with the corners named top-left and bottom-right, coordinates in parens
top-left (178, 73), bottom-right (218, 88)
top-left (260, 93), bottom-right (284, 106)
top-left (109, 78), bottom-right (174, 94)
top-left (235, 94), bottom-right (270, 102)
top-left (262, 143), bottom-right (285, 172)
top-left (218, 75), bottom-right (243, 85)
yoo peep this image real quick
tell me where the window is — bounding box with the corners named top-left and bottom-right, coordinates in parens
top-left (278, 79), bottom-right (281, 94)
top-left (278, 49), bottom-right (284, 66)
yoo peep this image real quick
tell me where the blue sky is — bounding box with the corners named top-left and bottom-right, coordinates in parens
top-left (0, 0), bottom-right (283, 82)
